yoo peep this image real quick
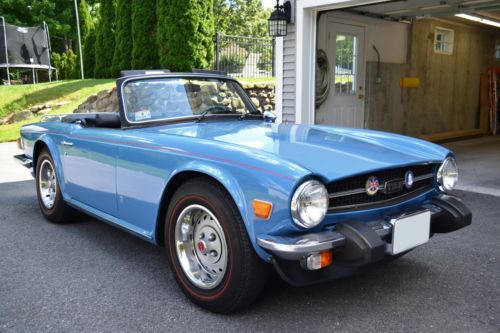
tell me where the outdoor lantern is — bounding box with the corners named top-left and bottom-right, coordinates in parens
top-left (268, 0), bottom-right (291, 37)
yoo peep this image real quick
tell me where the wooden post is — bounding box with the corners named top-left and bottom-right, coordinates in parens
top-left (479, 73), bottom-right (490, 134)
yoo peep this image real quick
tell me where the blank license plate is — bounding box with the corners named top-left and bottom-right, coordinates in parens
top-left (390, 210), bottom-right (431, 255)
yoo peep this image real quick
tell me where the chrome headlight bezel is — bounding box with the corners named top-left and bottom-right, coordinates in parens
top-left (437, 156), bottom-right (458, 192)
top-left (290, 180), bottom-right (328, 229)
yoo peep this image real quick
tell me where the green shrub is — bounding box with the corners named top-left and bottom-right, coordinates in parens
top-left (220, 53), bottom-right (246, 73)
top-left (51, 49), bottom-right (78, 80)
top-left (157, 0), bottom-right (214, 71)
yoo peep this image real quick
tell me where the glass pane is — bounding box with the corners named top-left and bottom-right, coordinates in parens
top-left (334, 34), bottom-right (357, 95)
top-left (123, 78), bottom-right (253, 123)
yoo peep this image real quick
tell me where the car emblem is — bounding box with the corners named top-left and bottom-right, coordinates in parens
top-left (405, 170), bottom-right (414, 189)
top-left (365, 176), bottom-right (379, 196)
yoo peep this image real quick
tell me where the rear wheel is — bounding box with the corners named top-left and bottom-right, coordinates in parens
top-left (35, 148), bottom-right (74, 223)
top-left (165, 178), bottom-right (268, 313)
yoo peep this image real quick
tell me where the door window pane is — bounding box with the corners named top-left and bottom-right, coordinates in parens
top-left (334, 34), bottom-right (357, 95)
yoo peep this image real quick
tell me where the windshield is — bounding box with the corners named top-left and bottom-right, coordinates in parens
top-left (122, 77), bottom-right (257, 123)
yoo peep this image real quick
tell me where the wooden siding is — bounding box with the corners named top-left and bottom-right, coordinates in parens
top-left (282, 24), bottom-right (296, 123)
top-left (365, 19), bottom-right (500, 136)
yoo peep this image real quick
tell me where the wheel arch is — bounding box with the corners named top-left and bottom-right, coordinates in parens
top-left (155, 169), bottom-right (249, 247)
top-left (32, 140), bottom-right (49, 174)
top-left (32, 136), bottom-right (66, 195)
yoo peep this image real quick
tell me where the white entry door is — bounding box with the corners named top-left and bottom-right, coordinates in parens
top-left (316, 22), bottom-right (365, 128)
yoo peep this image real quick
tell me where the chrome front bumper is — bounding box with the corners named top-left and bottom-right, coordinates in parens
top-left (257, 219), bottom-right (395, 261)
top-left (257, 194), bottom-right (471, 264)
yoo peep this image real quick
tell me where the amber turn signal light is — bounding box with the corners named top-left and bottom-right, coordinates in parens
top-left (320, 250), bottom-right (333, 268)
top-left (304, 251), bottom-right (333, 270)
top-left (252, 199), bottom-right (273, 220)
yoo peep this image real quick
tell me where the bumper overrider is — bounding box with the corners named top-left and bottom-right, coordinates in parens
top-left (257, 194), bottom-right (471, 286)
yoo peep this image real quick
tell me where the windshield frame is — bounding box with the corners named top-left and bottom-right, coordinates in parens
top-left (117, 73), bottom-right (262, 128)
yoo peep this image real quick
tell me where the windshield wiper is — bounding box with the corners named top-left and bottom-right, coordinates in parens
top-left (239, 111), bottom-right (262, 120)
top-left (196, 106), bottom-right (231, 123)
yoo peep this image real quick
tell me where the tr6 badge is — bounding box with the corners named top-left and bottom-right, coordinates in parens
top-left (365, 176), bottom-right (379, 196)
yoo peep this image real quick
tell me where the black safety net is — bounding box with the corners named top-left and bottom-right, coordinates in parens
top-left (0, 21), bottom-right (50, 66)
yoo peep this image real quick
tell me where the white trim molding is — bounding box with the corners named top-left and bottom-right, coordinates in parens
top-left (274, 36), bottom-right (284, 124)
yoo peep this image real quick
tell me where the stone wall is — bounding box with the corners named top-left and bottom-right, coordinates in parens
top-left (240, 82), bottom-right (275, 112)
top-left (73, 82), bottom-right (275, 114)
top-left (74, 88), bottom-right (119, 114)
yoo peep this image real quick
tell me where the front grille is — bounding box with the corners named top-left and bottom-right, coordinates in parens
top-left (327, 164), bottom-right (437, 212)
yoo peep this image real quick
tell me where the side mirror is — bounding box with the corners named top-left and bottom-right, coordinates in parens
top-left (263, 111), bottom-right (277, 123)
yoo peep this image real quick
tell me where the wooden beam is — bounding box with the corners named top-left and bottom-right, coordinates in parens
top-left (419, 129), bottom-right (484, 143)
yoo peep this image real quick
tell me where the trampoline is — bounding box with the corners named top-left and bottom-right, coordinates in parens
top-left (1, 16), bottom-right (55, 85)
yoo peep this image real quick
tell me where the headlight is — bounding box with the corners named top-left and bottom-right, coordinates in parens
top-left (291, 180), bottom-right (328, 228)
top-left (437, 157), bottom-right (458, 191)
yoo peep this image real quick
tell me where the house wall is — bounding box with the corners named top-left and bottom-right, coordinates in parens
top-left (365, 19), bottom-right (500, 136)
top-left (317, 11), bottom-right (409, 64)
top-left (279, 8), bottom-right (500, 136)
top-left (282, 23), bottom-right (297, 123)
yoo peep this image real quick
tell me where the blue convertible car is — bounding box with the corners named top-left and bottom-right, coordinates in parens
top-left (15, 70), bottom-right (471, 313)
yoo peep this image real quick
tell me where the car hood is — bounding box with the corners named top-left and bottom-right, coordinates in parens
top-left (137, 120), bottom-right (449, 182)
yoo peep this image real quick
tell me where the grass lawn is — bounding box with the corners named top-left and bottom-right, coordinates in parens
top-left (0, 77), bottom-right (275, 143)
top-left (0, 79), bottom-right (115, 142)
top-left (238, 77), bottom-right (274, 83)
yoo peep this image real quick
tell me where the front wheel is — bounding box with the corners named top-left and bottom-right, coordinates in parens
top-left (165, 178), bottom-right (268, 313)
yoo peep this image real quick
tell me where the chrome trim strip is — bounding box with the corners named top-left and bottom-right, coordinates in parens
top-left (328, 188), bottom-right (366, 198)
top-left (413, 173), bottom-right (434, 182)
top-left (257, 231), bottom-right (346, 260)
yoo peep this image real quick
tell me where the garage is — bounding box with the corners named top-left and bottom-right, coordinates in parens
top-left (274, 0), bottom-right (500, 141)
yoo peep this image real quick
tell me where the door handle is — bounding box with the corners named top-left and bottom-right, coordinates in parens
top-left (61, 141), bottom-right (74, 146)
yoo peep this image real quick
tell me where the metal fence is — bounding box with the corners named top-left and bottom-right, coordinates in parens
top-left (214, 33), bottom-right (275, 78)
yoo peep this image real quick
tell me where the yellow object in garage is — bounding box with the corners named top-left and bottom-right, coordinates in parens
top-left (400, 77), bottom-right (421, 88)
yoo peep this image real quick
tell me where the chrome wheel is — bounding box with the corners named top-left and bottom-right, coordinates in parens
top-left (175, 204), bottom-right (228, 289)
top-left (39, 159), bottom-right (57, 209)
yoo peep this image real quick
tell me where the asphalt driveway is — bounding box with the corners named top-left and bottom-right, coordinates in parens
top-left (0, 184), bottom-right (498, 332)
top-left (0, 142), bottom-right (499, 332)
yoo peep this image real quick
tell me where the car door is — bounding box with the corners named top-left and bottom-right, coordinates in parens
top-left (62, 124), bottom-right (121, 216)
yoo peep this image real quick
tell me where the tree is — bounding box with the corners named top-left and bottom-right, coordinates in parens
top-left (94, 0), bottom-right (116, 78)
top-left (112, 0), bottom-right (132, 76)
top-left (131, 0), bottom-right (159, 69)
top-left (157, 0), bottom-right (214, 71)
top-left (0, 0), bottom-right (78, 52)
top-left (78, 0), bottom-right (94, 41)
top-left (83, 27), bottom-right (96, 78)
top-left (214, 0), bottom-right (271, 38)
top-left (74, 0), bottom-right (94, 78)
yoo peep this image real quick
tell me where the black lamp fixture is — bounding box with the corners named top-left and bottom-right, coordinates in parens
top-left (268, 0), bottom-right (292, 37)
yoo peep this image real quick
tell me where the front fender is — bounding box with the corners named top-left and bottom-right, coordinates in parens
top-left (166, 160), bottom-right (301, 261)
